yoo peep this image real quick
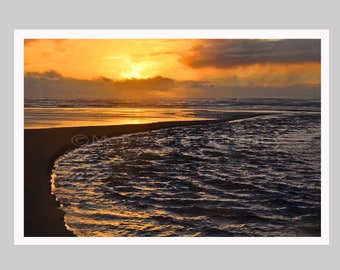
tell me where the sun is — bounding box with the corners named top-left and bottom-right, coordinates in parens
top-left (119, 61), bottom-right (160, 80)
top-left (121, 63), bottom-right (146, 79)
top-left (123, 69), bottom-right (141, 79)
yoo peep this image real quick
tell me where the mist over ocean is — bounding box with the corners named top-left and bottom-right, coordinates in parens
top-left (26, 98), bottom-right (321, 237)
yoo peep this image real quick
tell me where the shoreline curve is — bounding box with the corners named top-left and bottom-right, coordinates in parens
top-left (24, 112), bottom-right (271, 237)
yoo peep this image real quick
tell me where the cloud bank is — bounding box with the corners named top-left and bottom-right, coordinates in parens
top-left (25, 70), bottom-right (320, 100)
top-left (180, 39), bottom-right (321, 69)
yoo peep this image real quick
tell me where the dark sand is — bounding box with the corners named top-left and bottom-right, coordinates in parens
top-left (24, 112), bottom-right (270, 236)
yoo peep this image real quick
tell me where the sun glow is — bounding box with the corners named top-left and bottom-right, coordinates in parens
top-left (121, 63), bottom-right (145, 79)
top-left (24, 39), bottom-right (321, 99)
top-left (120, 61), bottom-right (162, 80)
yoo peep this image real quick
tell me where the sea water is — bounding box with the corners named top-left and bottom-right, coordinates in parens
top-left (47, 99), bottom-right (321, 237)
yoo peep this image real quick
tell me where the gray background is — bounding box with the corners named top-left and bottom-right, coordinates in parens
top-left (1, 0), bottom-right (338, 269)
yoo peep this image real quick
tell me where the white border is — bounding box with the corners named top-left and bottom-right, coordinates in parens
top-left (14, 31), bottom-right (24, 244)
top-left (14, 29), bottom-right (329, 245)
top-left (320, 31), bottom-right (330, 243)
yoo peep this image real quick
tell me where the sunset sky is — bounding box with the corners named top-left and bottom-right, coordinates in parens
top-left (24, 39), bottom-right (321, 99)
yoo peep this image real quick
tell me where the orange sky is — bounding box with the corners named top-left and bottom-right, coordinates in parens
top-left (24, 39), bottom-right (196, 80)
top-left (24, 39), bottom-right (321, 99)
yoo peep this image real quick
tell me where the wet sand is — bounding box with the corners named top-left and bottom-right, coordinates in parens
top-left (24, 112), bottom-right (269, 236)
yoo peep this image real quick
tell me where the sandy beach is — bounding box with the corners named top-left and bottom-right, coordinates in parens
top-left (24, 112), bottom-right (270, 237)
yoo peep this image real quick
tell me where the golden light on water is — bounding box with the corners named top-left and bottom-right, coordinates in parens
top-left (24, 107), bottom-right (209, 129)
top-left (65, 208), bottom-right (182, 237)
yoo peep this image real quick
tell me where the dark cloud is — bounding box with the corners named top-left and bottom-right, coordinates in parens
top-left (26, 70), bottom-right (63, 79)
top-left (24, 71), bottom-right (177, 99)
top-left (180, 39), bottom-right (321, 69)
top-left (24, 70), bottom-right (320, 100)
top-left (117, 76), bottom-right (175, 91)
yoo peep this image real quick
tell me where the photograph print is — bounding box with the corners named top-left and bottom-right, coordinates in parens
top-left (19, 30), bottom-right (327, 242)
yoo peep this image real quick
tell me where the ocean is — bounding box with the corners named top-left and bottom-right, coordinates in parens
top-left (26, 98), bottom-right (321, 237)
